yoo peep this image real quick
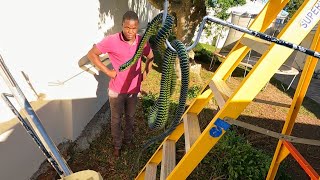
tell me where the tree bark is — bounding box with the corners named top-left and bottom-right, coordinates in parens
top-left (147, 0), bottom-right (207, 79)
top-left (147, 0), bottom-right (207, 44)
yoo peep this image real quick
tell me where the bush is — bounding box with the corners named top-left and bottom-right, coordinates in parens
top-left (215, 131), bottom-right (271, 179)
top-left (194, 43), bottom-right (215, 64)
top-left (201, 130), bottom-right (291, 179)
top-left (187, 85), bottom-right (202, 99)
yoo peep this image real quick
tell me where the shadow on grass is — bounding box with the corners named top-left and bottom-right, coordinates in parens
top-left (37, 96), bottom-right (320, 180)
top-left (192, 107), bottom-right (320, 180)
top-left (198, 59), bottom-right (320, 119)
top-left (269, 77), bottom-right (320, 119)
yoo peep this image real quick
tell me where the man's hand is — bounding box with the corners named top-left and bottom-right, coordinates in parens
top-left (87, 45), bottom-right (116, 79)
top-left (108, 69), bottom-right (117, 79)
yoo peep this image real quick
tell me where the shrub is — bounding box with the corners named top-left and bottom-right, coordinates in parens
top-left (194, 43), bottom-right (214, 64)
top-left (202, 130), bottom-right (291, 179)
top-left (187, 85), bottom-right (202, 99)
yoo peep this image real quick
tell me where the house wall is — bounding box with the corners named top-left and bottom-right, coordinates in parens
top-left (0, 0), bottom-right (159, 179)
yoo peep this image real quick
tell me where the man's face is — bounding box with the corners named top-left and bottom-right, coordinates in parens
top-left (122, 19), bottom-right (139, 41)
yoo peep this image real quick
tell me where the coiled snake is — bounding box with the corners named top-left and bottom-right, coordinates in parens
top-left (119, 13), bottom-right (189, 148)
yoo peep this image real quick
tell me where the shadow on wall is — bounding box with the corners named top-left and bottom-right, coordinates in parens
top-left (98, 0), bottom-right (159, 36)
top-left (0, 96), bottom-right (102, 179)
top-left (78, 54), bottom-right (110, 99)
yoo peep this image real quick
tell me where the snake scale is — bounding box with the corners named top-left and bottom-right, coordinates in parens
top-left (119, 12), bottom-right (189, 148)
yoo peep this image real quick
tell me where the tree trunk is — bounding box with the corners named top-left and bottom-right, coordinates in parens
top-left (172, 1), bottom-right (206, 44)
top-left (147, 0), bottom-right (206, 44)
top-left (147, 0), bottom-right (207, 79)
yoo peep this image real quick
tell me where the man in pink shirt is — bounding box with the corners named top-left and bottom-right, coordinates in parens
top-left (87, 11), bottom-right (154, 157)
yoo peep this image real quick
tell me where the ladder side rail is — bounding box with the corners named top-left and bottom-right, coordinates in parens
top-left (1, 93), bottom-right (64, 176)
top-left (0, 55), bottom-right (72, 177)
top-left (213, 0), bottom-right (289, 80)
top-left (267, 18), bottom-right (320, 179)
top-left (282, 141), bottom-right (320, 180)
top-left (167, 0), bottom-right (320, 179)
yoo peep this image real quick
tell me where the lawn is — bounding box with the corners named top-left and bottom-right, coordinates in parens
top-left (35, 44), bottom-right (320, 180)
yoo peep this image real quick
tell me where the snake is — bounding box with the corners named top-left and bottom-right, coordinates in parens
top-left (143, 40), bottom-right (189, 149)
top-left (119, 13), bottom-right (174, 72)
top-left (118, 12), bottom-right (189, 149)
top-left (147, 43), bottom-right (177, 129)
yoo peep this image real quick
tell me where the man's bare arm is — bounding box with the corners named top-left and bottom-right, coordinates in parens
top-left (87, 45), bottom-right (116, 78)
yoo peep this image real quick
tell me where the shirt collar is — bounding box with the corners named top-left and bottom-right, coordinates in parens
top-left (119, 32), bottom-right (137, 45)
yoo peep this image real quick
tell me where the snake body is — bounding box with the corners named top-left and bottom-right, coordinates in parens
top-left (119, 13), bottom-right (174, 72)
top-left (148, 43), bottom-right (177, 129)
top-left (119, 13), bottom-right (189, 148)
top-left (143, 40), bottom-right (189, 149)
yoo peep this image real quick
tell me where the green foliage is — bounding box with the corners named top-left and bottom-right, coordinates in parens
top-left (197, 42), bottom-right (216, 52)
top-left (207, 0), bottom-right (246, 20)
top-left (202, 130), bottom-right (291, 179)
top-left (285, 0), bottom-right (304, 18)
top-left (141, 92), bottom-right (158, 119)
top-left (187, 85), bottom-right (202, 99)
top-left (194, 43), bottom-right (215, 63)
top-left (215, 131), bottom-right (271, 179)
top-left (204, 0), bottom-right (246, 42)
top-left (141, 92), bottom-right (178, 127)
top-left (194, 48), bottom-right (213, 64)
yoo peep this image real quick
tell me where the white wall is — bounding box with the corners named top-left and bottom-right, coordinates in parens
top-left (0, 0), bottom-right (159, 179)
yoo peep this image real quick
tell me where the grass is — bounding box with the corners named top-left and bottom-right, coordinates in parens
top-left (38, 43), bottom-right (320, 180)
top-left (194, 42), bottom-right (216, 52)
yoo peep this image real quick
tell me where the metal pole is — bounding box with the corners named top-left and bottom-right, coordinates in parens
top-left (1, 93), bottom-right (64, 176)
top-left (162, 0), bottom-right (177, 52)
top-left (161, 1), bottom-right (320, 58)
top-left (0, 54), bottom-right (72, 177)
top-left (189, 16), bottom-right (320, 58)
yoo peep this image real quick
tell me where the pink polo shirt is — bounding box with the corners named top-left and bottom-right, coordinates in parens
top-left (96, 32), bottom-right (151, 94)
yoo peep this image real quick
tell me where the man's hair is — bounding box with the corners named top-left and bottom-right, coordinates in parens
top-left (122, 11), bottom-right (139, 23)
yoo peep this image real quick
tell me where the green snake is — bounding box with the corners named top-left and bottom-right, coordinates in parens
top-left (147, 41), bottom-right (177, 129)
top-left (119, 13), bottom-right (174, 71)
top-left (119, 13), bottom-right (189, 148)
top-left (143, 40), bottom-right (189, 149)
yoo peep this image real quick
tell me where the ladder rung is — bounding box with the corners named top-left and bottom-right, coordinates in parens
top-left (145, 163), bottom-right (157, 180)
top-left (188, 89), bottom-right (213, 114)
top-left (240, 36), bottom-right (271, 54)
top-left (209, 79), bottom-right (232, 108)
top-left (160, 140), bottom-right (176, 180)
top-left (183, 113), bottom-right (201, 152)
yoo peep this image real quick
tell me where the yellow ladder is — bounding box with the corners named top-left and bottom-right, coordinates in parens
top-left (267, 16), bottom-right (320, 180)
top-left (136, 0), bottom-right (320, 179)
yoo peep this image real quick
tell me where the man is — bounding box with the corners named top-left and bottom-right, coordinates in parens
top-left (87, 11), bottom-right (154, 157)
